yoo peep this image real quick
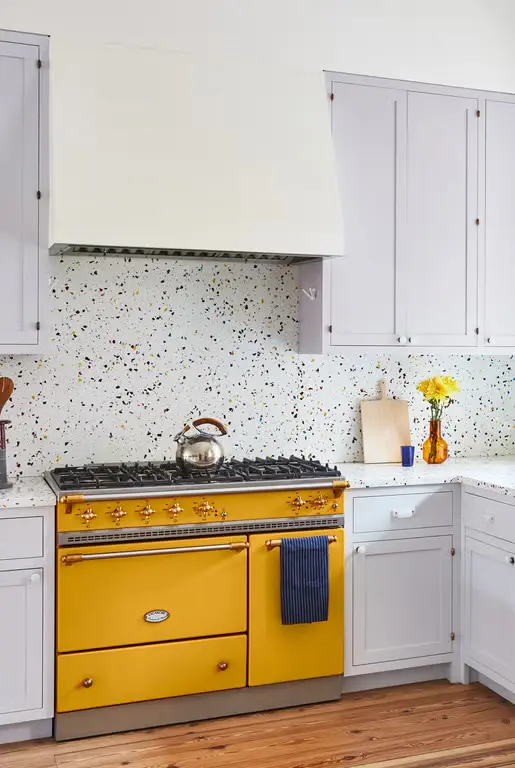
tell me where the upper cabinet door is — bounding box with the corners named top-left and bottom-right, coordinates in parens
top-left (404, 92), bottom-right (478, 347)
top-left (329, 83), bottom-right (407, 346)
top-left (0, 39), bottom-right (42, 349)
top-left (483, 100), bottom-right (515, 348)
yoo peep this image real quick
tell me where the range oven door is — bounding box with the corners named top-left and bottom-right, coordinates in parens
top-left (248, 528), bottom-right (344, 686)
top-left (57, 535), bottom-right (248, 653)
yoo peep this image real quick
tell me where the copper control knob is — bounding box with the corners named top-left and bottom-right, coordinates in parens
top-left (80, 507), bottom-right (97, 524)
top-left (291, 495), bottom-right (307, 512)
top-left (110, 506), bottom-right (127, 523)
top-left (140, 504), bottom-right (155, 523)
top-left (217, 661), bottom-right (229, 671)
top-left (81, 677), bottom-right (93, 688)
top-left (311, 494), bottom-right (327, 511)
top-left (197, 500), bottom-right (216, 519)
top-left (167, 502), bottom-right (184, 522)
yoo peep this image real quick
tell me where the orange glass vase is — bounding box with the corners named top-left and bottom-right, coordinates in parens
top-left (423, 420), bottom-right (448, 464)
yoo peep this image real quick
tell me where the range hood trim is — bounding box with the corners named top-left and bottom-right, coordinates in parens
top-left (50, 243), bottom-right (330, 265)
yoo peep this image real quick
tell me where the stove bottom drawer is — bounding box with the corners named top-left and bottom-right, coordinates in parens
top-left (57, 634), bottom-right (247, 713)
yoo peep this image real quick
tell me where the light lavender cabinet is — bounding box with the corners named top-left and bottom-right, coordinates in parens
top-left (404, 92), bottom-right (478, 347)
top-left (329, 82), bottom-right (406, 346)
top-left (299, 74), bottom-right (481, 353)
top-left (352, 536), bottom-right (453, 666)
top-left (0, 569), bottom-right (43, 715)
top-left (0, 31), bottom-right (48, 354)
top-left (483, 100), bottom-right (515, 348)
top-left (464, 534), bottom-right (515, 685)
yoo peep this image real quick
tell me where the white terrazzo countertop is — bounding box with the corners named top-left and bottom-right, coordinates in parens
top-left (0, 476), bottom-right (56, 510)
top-left (336, 457), bottom-right (515, 497)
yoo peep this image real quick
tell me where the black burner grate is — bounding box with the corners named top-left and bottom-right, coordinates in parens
top-left (49, 456), bottom-right (341, 492)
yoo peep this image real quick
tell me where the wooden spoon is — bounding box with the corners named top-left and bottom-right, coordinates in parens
top-left (0, 378), bottom-right (14, 417)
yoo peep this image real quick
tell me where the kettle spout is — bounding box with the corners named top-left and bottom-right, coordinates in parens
top-left (173, 424), bottom-right (191, 444)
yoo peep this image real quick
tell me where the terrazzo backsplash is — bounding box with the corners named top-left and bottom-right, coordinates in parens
top-left (1, 256), bottom-right (515, 476)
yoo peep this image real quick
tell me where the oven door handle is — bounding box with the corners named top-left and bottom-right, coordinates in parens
top-left (61, 541), bottom-right (249, 565)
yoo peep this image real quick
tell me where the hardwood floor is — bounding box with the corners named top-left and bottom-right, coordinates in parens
top-left (3, 682), bottom-right (515, 768)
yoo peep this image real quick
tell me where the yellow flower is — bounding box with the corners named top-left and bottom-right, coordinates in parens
top-left (417, 375), bottom-right (460, 403)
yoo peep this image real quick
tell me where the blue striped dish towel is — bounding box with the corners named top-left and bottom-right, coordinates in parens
top-left (280, 536), bottom-right (329, 625)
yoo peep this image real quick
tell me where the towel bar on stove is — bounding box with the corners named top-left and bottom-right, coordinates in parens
top-left (266, 535), bottom-right (338, 550)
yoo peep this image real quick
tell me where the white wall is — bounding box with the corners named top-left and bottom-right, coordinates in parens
top-left (3, 0), bottom-right (515, 88)
top-left (3, 0), bottom-right (515, 252)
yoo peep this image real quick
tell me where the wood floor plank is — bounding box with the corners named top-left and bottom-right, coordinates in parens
top-left (3, 682), bottom-right (515, 768)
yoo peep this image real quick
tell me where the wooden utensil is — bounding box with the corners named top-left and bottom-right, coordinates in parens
top-left (0, 377), bottom-right (14, 417)
top-left (360, 380), bottom-right (411, 464)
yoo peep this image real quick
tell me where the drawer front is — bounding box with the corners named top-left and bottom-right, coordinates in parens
top-left (58, 536), bottom-right (248, 652)
top-left (57, 634), bottom-right (247, 712)
top-left (0, 516), bottom-right (43, 560)
top-left (353, 492), bottom-right (453, 533)
top-left (249, 528), bottom-right (344, 687)
top-left (464, 493), bottom-right (515, 543)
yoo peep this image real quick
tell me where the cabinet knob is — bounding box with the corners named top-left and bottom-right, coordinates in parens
top-left (356, 546), bottom-right (366, 554)
top-left (217, 661), bottom-right (229, 671)
top-left (397, 336), bottom-right (407, 345)
top-left (81, 677), bottom-right (94, 688)
top-left (484, 514), bottom-right (495, 524)
top-left (505, 556), bottom-right (515, 565)
top-left (30, 573), bottom-right (41, 584)
top-left (487, 337), bottom-right (495, 344)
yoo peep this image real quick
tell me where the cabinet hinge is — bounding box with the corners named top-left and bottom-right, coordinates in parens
top-left (330, 92), bottom-right (334, 101)
top-left (36, 190), bottom-right (41, 200)
top-left (36, 321), bottom-right (41, 331)
top-left (451, 547), bottom-right (455, 556)
top-left (475, 218), bottom-right (480, 225)
top-left (451, 632), bottom-right (455, 641)
top-left (476, 109), bottom-right (480, 118)
top-left (328, 324), bottom-right (333, 333)
top-left (37, 59), bottom-right (42, 69)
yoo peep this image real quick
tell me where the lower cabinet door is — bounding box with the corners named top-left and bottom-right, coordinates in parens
top-left (465, 535), bottom-right (515, 684)
top-left (248, 529), bottom-right (344, 687)
top-left (57, 634), bottom-right (247, 712)
top-left (0, 569), bottom-right (43, 715)
top-left (353, 536), bottom-right (453, 666)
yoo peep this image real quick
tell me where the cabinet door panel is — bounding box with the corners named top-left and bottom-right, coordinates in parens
top-left (353, 536), bottom-right (452, 666)
top-left (0, 41), bottom-right (40, 346)
top-left (0, 569), bottom-right (43, 714)
top-left (404, 91), bottom-right (478, 346)
top-left (330, 83), bottom-right (406, 346)
top-left (465, 536), bottom-right (515, 683)
top-left (484, 100), bottom-right (515, 347)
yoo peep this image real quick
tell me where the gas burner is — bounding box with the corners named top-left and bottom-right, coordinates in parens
top-left (49, 456), bottom-right (341, 492)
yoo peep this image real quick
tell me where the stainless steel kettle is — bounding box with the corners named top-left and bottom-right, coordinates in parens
top-left (174, 417), bottom-right (227, 473)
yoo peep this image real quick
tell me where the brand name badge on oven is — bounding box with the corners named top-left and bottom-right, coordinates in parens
top-left (144, 609), bottom-right (170, 623)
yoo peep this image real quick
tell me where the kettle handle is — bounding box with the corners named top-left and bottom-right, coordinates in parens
top-left (192, 417), bottom-right (227, 436)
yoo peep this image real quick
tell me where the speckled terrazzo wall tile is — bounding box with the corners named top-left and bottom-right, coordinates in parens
top-left (0, 255), bottom-right (514, 476)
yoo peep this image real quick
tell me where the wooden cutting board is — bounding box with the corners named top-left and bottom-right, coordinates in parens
top-left (360, 380), bottom-right (411, 464)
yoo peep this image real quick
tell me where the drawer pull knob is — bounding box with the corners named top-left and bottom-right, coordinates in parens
top-left (81, 678), bottom-right (93, 688)
top-left (484, 514), bottom-right (495, 523)
top-left (505, 556), bottom-right (515, 565)
top-left (217, 661), bottom-right (229, 672)
top-left (356, 546), bottom-right (366, 554)
top-left (30, 573), bottom-right (41, 584)
top-left (392, 509), bottom-right (415, 519)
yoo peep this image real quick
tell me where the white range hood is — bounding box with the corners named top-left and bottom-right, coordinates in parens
top-left (49, 41), bottom-right (344, 262)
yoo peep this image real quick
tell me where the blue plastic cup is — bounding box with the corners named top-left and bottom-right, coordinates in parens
top-left (401, 445), bottom-right (415, 467)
